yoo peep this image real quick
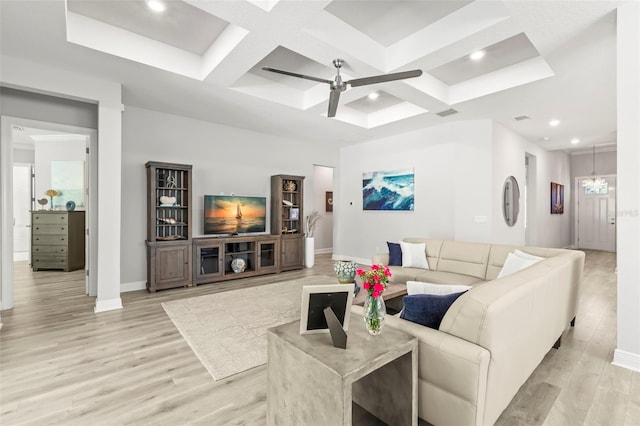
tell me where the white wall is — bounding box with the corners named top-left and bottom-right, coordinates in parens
top-left (312, 165), bottom-right (333, 253)
top-left (334, 120), bottom-right (572, 265)
top-left (492, 123), bottom-right (572, 248)
top-left (334, 120), bottom-right (493, 264)
top-left (571, 149), bottom-right (617, 179)
top-left (34, 139), bottom-right (85, 210)
top-left (120, 106), bottom-right (339, 288)
top-left (13, 148), bottom-right (35, 164)
top-left (614, 1), bottom-right (640, 372)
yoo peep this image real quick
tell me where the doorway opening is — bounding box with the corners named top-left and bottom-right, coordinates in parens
top-left (1, 116), bottom-right (97, 311)
top-left (312, 165), bottom-right (335, 255)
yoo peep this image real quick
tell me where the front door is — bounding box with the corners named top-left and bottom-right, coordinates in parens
top-left (577, 176), bottom-right (616, 252)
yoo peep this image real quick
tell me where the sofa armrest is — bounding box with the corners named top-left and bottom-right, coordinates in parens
top-left (351, 305), bottom-right (490, 425)
top-left (371, 253), bottom-right (389, 265)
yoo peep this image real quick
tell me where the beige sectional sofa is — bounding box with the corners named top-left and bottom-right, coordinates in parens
top-left (351, 238), bottom-right (585, 426)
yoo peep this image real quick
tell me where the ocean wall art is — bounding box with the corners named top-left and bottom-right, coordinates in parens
top-left (362, 168), bottom-right (414, 211)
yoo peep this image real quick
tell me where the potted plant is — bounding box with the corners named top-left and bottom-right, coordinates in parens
top-left (304, 211), bottom-right (321, 268)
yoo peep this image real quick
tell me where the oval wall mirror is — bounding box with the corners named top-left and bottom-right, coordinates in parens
top-left (502, 176), bottom-right (520, 227)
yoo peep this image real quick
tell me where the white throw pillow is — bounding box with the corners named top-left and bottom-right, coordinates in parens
top-left (407, 281), bottom-right (472, 296)
top-left (514, 249), bottom-right (544, 262)
top-left (400, 242), bottom-right (429, 269)
top-left (497, 252), bottom-right (541, 278)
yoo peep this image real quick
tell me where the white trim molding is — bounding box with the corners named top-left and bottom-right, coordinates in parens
top-left (94, 298), bottom-right (123, 313)
top-left (613, 349), bottom-right (640, 373)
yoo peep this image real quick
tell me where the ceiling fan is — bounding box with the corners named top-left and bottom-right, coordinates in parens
top-left (261, 58), bottom-right (423, 118)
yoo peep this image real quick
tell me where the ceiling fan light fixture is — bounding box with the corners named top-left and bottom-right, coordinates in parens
top-left (146, 0), bottom-right (166, 13)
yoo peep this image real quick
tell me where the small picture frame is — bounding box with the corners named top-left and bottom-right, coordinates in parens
top-left (290, 208), bottom-right (299, 220)
top-left (325, 191), bottom-right (333, 212)
top-left (300, 284), bottom-right (355, 334)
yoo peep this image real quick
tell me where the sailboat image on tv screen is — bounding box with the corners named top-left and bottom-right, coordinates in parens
top-left (204, 195), bottom-right (267, 235)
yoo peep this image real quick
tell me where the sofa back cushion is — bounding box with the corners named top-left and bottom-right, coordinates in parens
top-left (402, 238), bottom-right (443, 270)
top-left (436, 240), bottom-right (491, 280)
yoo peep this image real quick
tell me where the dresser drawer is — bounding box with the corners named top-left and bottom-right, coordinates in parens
top-left (32, 234), bottom-right (68, 245)
top-left (32, 224), bottom-right (69, 235)
top-left (32, 245), bottom-right (67, 255)
top-left (32, 256), bottom-right (68, 270)
top-left (32, 213), bottom-right (69, 225)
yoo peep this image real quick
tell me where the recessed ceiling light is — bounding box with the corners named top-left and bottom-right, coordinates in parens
top-left (542, 136), bottom-right (551, 141)
top-left (549, 119), bottom-right (560, 127)
top-left (470, 50), bottom-right (485, 61)
top-left (146, 0), bottom-right (166, 13)
top-left (571, 138), bottom-right (580, 144)
top-left (368, 92), bottom-right (379, 101)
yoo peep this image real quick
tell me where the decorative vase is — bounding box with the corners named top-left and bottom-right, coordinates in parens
top-left (363, 294), bottom-right (386, 335)
top-left (334, 260), bottom-right (357, 283)
top-left (304, 237), bottom-right (315, 268)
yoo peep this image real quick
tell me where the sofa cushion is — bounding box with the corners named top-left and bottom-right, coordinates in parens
top-left (386, 266), bottom-right (421, 284)
top-left (497, 252), bottom-right (542, 279)
top-left (414, 270), bottom-right (485, 286)
top-left (400, 291), bottom-right (467, 329)
top-left (387, 242), bottom-right (403, 266)
top-left (514, 249), bottom-right (544, 262)
top-left (407, 281), bottom-right (472, 296)
top-left (437, 241), bottom-right (491, 280)
top-left (400, 241), bottom-right (429, 269)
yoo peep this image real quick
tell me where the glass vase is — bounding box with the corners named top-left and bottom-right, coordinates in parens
top-left (363, 294), bottom-right (385, 335)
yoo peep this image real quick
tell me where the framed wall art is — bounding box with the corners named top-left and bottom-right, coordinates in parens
top-left (362, 168), bottom-right (414, 211)
top-left (325, 191), bottom-right (333, 212)
top-left (551, 182), bottom-right (564, 214)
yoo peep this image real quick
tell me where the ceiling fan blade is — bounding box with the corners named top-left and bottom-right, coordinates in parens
top-left (328, 90), bottom-right (341, 118)
top-left (261, 67), bottom-right (333, 85)
top-left (346, 69), bottom-right (422, 87)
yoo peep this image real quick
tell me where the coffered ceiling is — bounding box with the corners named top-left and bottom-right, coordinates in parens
top-left (0, 0), bottom-right (624, 151)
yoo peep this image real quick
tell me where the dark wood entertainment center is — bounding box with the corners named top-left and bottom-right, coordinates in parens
top-left (145, 162), bottom-right (305, 292)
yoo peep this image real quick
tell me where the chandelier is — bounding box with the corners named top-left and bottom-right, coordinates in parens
top-left (582, 145), bottom-right (607, 191)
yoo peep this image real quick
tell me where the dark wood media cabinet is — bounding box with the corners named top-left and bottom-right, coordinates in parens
top-left (192, 234), bottom-right (284, 285)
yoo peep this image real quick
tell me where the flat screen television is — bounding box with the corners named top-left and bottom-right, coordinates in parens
top-left (204, 195), bottom-right (267, 235)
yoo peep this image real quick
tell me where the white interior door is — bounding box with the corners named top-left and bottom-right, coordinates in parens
top-left (13, 164), bottom-right (32, 261)
top-left (577, 176), bottom-right (616, 252)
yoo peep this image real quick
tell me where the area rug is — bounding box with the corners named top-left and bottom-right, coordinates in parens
top-left (162, 275), bottom-right (336, 381)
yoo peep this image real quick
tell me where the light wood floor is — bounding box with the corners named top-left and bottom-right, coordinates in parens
top-left (1, 251), bottom-right (638, 425)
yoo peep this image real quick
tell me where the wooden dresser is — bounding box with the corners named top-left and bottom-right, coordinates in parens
top-left (31, 211), bottom-right (85, 272)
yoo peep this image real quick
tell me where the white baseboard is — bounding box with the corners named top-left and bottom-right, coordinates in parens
top-left (612, 348), bottom-right (640, 372)
top-left (121, 280), bottom-right (146, 293)
top-left (94, 297), bottom-right (123, 313)
top-left (13, 252), bottom-right (29, 262)
top-left (315, 248), bottom-right (332, 254)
